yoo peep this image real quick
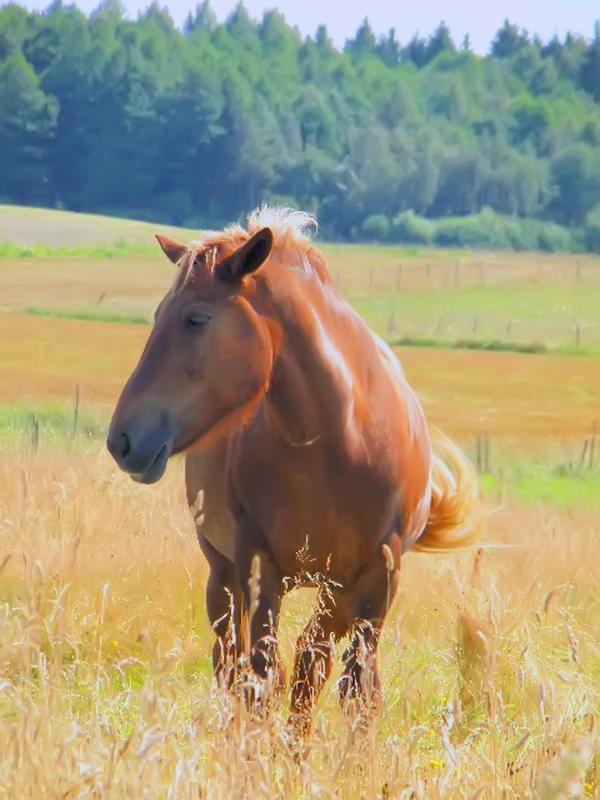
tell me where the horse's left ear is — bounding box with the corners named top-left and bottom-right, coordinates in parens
top-left (155, 234), bottom-right (187, 265)
top-left (219, 228), bottom-right (273, 282)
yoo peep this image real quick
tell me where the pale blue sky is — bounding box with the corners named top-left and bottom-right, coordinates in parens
top-left (16, 0), bottom-right (600, 54)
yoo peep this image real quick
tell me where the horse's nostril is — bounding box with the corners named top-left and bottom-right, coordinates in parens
top-left (119, 433), bottom-right (131, 459)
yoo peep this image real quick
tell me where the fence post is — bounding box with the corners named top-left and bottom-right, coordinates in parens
top-left (387, 312), bottom-right (397, 336)
top-left (475, 433), bottom-right (490, 474)
top-left (29, 414), bottom-right (39, 455)
top-left (73, 383), bottom-right (80, 440)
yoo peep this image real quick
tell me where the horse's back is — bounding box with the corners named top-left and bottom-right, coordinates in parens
top-left (366, 332), bottom-right (432, 550)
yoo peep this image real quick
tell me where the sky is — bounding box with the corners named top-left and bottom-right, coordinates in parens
top-left (14, 0), bottom-right (600, 54)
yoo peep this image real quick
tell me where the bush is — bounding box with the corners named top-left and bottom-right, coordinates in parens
top-left (427, 210), bottom-right (580, 253)
top-left (361, 214), bottom-right (391, 241)
top-left (583, 206), bottom-right (600, 253)
top-left (536, 222), bottom-right (579, 253)
top-left (390, 210), bottom-right (436, 245)
top-left (434, 214), bottom-right (502, 248)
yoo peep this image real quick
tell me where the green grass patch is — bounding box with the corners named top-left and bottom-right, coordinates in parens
top-left (0, 239), bottom-right (159, 260)
top-left (0, 403), bottom-right (108, 448)
top-left (354, 284), bottom-right (600, 357)
top-left (23, 305), bottom-right (152, 326)
top-left (480, 464), bottom-right (600, 510)
top-left (393, 336), bottom-right (550, 355)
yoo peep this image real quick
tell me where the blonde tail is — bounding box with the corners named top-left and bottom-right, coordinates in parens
top-left (411, 429), bottom-right (484, 554)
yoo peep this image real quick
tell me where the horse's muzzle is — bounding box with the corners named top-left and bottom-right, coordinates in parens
top-left (106, 417), bottom-right (172, 484)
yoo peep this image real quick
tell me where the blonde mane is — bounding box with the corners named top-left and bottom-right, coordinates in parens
top-left (190, 205), bottom-right (332, 284)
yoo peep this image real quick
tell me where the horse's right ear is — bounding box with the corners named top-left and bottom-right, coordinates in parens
top-left (155, 234), bottom-right (187, 265)
top-left (218, 228), bottom-right (274, 282)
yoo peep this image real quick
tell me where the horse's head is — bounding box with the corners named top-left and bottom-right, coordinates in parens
top-left (106, 228), bottom-right (275, 484)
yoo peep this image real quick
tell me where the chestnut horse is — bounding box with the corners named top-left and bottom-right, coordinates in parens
top-left (107, 206), bottom-right (481, 736)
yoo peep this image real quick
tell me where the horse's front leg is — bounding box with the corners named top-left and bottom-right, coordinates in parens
top-left (339, 533), bottom-right (401, 725)
top-left (288, 586), bottom-right (350, 741)
top-left (198, 536), bottom-right (244, 691)
top-left (234, 517), bottom-right (285, 713)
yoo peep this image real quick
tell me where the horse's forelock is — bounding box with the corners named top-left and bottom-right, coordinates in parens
top-left (184, 205), bottom-right (327, 282)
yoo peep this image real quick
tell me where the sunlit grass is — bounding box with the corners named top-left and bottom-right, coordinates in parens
top-left (0, 447), bottom-right (598, 797)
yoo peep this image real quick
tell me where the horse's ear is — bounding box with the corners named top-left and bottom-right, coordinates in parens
top-left (155, 234), bottom-right (187, 265)
top-left (219, 228), bottom-right (273, 282)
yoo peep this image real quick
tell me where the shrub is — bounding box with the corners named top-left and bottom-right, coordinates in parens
top-left (583, 206), bottom-right (600, 253)
top-left (361, 214), bottom-right (391, 242)
top-left (390, 210), bottom-right (436, 245)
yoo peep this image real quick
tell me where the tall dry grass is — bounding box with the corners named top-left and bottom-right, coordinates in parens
top-left (0, 447), bottom-right (598, 798)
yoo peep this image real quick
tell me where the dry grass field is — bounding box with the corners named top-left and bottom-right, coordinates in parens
top-left (0, 206), bottom-right (599, 797)
top-left (0, 452), bottom-right (598, 798)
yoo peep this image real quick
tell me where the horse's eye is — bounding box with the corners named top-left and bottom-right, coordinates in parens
top-left (185, 314), bottom-right (208, 331)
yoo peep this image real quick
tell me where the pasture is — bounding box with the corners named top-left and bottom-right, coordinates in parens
top-left (0, 206), bottom-right (599, 797)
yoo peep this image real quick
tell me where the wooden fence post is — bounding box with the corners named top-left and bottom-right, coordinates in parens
top-left (29, 414), bottom-right (39, 455)
top-left (73, 383), bottom-right (80, 440)
top-left (580, 439), bottom-right (589, 471)
top-left (475, 433), bottom-right (491, 474)
top-left (396, 264), bottom-right (402, 292)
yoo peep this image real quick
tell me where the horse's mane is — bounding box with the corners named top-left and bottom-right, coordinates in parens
top-left (191, 205), bottom-right (332, 285)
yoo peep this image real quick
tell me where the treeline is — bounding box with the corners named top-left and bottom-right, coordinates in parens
top-left (1, 1), bottom-right (600, 251)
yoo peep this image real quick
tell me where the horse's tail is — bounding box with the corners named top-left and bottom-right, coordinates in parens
top-left (411, 428), bottom-right (484, 554)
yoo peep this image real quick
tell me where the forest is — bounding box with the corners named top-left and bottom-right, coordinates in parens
top-left (1, 1), bottom-right (600, 251)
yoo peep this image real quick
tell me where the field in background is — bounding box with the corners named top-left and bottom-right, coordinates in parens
top-left (0, 206), bottom-right (599, 796)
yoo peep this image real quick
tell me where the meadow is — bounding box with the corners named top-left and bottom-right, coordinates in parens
top-left (0, 206), bottom-right (599, 797)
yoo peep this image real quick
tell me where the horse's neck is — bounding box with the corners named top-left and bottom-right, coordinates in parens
top-left (263, 283), bottom-right (353, 447)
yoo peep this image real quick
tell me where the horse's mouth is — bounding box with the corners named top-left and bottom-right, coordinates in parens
top-left (131, 443), bottom-right (170, 485)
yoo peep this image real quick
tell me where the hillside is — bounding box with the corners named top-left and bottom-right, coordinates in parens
top-left (0, 204), bottom-right (196, 247)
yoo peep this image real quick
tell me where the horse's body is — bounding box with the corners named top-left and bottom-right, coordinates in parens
top-left (107, 207), bottom-right (481, 736)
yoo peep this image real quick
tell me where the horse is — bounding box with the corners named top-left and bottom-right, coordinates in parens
top-left (106, 206), bottom-right (482, 738)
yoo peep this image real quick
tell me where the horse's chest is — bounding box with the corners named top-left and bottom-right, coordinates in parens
top-left (237, 454), bottom-right (397, 578)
